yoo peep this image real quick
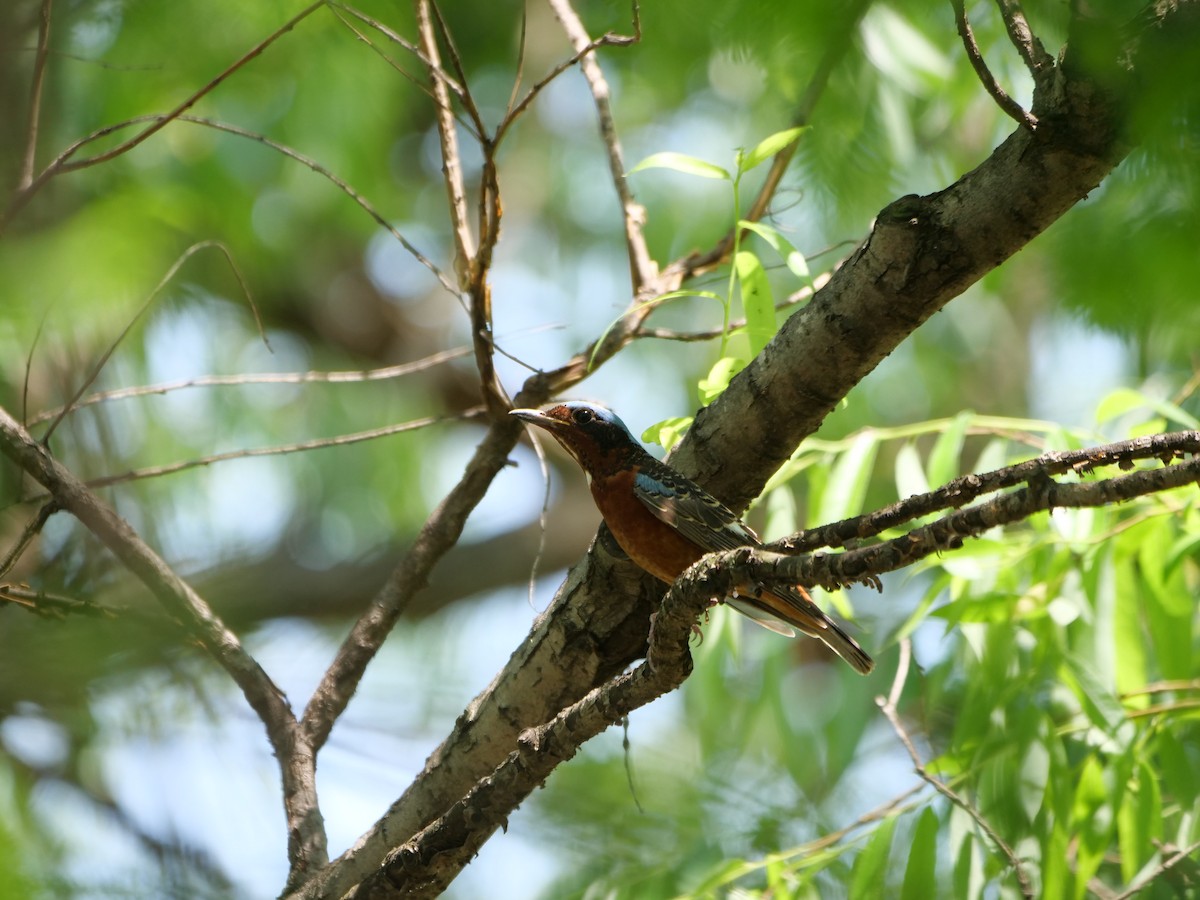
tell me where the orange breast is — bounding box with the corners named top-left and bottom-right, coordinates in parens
top-left (590, 469), bottom-right (704, 584)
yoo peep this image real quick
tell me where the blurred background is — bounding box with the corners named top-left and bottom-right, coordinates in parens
top-left (1, 1), bottom-right (1198, 897)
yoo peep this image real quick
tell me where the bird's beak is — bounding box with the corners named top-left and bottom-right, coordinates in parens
top-left (509, 408), bottom-right (561, 431)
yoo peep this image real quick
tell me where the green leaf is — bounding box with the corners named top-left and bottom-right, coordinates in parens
top-left (849, 816), bottom-right (898, 900)
top-left (739, 220), bottom-right (813, 283)
top-left (894, 441), bottom-right (929, 500)
top-left (1095, 387), bottom-right (1200, 429)
top-left (927, 410), bottom-right (972, 487)
top-left (1117, 760), bottom-right (1162, 883)
top-left (642, 416), bottom-right (693, 452)
top-left (739, 126), bottom-right (808, 173)
top-left (817, 429), bottom-right (880, 524)
top-left (734, 249), bottom-right (775, 356)
top-left (1071, 755), bottom-right (1113, 899)
top-left (900, 807), bottom-right (939, 900)
top-left (628, 151), bottom-right (730, 180)
top-left (587, 289), bottom-right (724, 371)
top-left (698, 355), bottom-right (746, 405)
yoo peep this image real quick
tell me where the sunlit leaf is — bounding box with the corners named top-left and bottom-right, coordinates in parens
top-left (643, 416), bottom-right (693, 451)
top-left (698, 355), bottom-right (746, 404)
top-left (739, 126), bottom-right (808, 173)
top-left (734, 250), bottom-right (775, 357)
top-left (629, 151), bottom-right (731, 180)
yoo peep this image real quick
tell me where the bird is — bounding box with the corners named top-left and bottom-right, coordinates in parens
top-left (510, 401), bottom-right (874, 674)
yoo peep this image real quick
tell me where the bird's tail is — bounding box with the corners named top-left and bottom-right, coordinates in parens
top-left (729, 584), bottom-right (875, 675)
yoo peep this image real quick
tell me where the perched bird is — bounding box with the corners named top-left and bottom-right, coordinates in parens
top-left (510, 402), bottom-right (874, 674)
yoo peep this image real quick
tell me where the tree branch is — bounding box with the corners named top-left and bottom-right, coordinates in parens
top-left (0, 405), bottom-right (329, 881)
top-left (952, 0), bottom-right (1039, 130)
top-left (546, 0), bottom-right (655, 295)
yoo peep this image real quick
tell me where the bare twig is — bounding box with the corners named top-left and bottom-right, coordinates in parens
top-left (877, 640), bottom-right (1034, 898)
top-left (496, 28), bottom-right (638, 147)
top-left (1, 1), bottom-right (325, 233)
top-left (175, 115), bottom-right (456, 294)
top-left (546, 0), bottom-right (655, 295)
top-left (0, 501), bottom-right (58, 579)
top-left (952, 0), bottom-right (1038, 131)
top-left (21, 412), bottom-right (481, 500)
top-left (414, 0), bottom-right (510, 416)
top-left (0, 583), bottom-right (117, 619)
top-left (416, 0), bottom-right (475, 280)
top-left (27, 346), bottom-right (473, 426)
top-left (429, 1), bottom-right (486, 138)
top-left (41, 241), bottom-right (262, 445)
top-left (18, 0), bottom-right (54, 190)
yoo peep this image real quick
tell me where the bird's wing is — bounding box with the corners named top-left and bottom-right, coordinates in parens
top-left (632, 460), bottom-right (760, 553)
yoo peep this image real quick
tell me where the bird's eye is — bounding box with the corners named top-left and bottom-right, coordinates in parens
top-left (572, 407), bottom-right (593, 425)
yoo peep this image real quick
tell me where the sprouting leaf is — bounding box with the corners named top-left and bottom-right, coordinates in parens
top-left (628, 151), bottom-right (730, 180)
top-left (739, 126), bottom-right (808, 173)
top-left (697, 355), bottom-right (746, 405)
top-left (642, 416), bottom-right (693, 451)
top-left (734, 250), bottom-right (774, 357)
top-left (586, 289), bottom-right (724, 371)
top-left (739, 220), bottom-right (813, 283)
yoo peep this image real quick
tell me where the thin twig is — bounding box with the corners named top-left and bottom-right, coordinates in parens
top-left (18, 0), bottom-right (54, 190)
top-left (28, 348), bottom-right (472, 426)
top-left (877, 640), bottom-right (1034, 898)
top-left (952, 0), bottom-right (1038, 131)
top-left (416, 0), bottom-right (475, 280)
top-left (0, 501), bottom-right (58, 579)
top-left (546, 0), bottom-right (655, 295)
top-left (0, 583), bottom-right (117, 619)
top-left (58, 411), bottom-right (482, 495)
top-left (177, 115), bottom-right (457, 294)
top-left (496, 28), bottom-right (638, 148)
top-left (41, 241), bottom-right (263, 445)
top-left (1, 1), bottom-right (325, 232)
top-left (327, 3), bottom-right (482, 142)
top-left (429, 1), bottom-right (486, 138)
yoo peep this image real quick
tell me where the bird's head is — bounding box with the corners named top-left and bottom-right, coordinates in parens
top-left (510, 402), bottom-right (643, 477)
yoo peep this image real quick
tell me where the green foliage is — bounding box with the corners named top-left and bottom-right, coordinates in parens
top-left (2, 0), bottom-right (1198, 897)
top-left (538, 391), bottom-right (1200, 899)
